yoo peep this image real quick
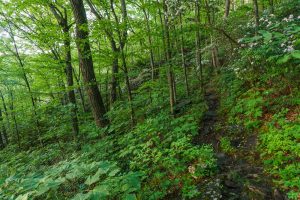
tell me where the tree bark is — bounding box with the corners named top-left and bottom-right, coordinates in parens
top-left (269, 0), bottom-right (274, 14)
top-left (70, 0), bottom-right (109, 128)
top-left (179, 10), bottom-right (189, 97)
top-left (110, 41), bottom-right (119, 105)
top-left (253, 0), bottom-right (259, 28)
top-left (49, 3), bottom-right (80, 143)
top-left (163, 0), bottom-right (176, 115)
top-left (8, 90), bottom-right (21, 149)
top-left (110, 0), bottom-right (135, 124)
top-left (6, 22), bottom-right (43, 146)
top-left (0, 109), bottom-right (8, 147)
top-left (225, 0), bottom-right (231, 18)
top-left (0, 91), bottom-right (9, 146)
top-left (142, 8), bottom-right (155, 80)
top-left (73, 67), bottom-right (88, 112)
top-left (195, 0), bottom-right (204, 91)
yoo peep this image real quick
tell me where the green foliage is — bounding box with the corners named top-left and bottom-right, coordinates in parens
top-left (220, 137), bottom-right (235, 154)
top-left (259, 109), bottom-right (300, 199)
top-left (0, 149), bottom-right (142, 200)
top-left (229, 89), bottom-right (264, 130)
top-left (217, 3), bottom-right (300, 198)
top-left (115, 102), bottom-right (217, 199)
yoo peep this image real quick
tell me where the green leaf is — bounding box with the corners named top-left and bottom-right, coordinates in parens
top-left (108, 168), bottom-right (120, 177)
top-left (291, 50), bottom-right (300, 59)
top-left (71, 193), bottom-right (89, 200)
top-left (123, 194), bottom-right (137, 200)
top-left (15, 193), bottom-right (29, 200)
top-left (277, 54), bottom-right (291, 64)
top-left (259, 30), bottom-right (272, 43)
top-left (85, 173), bottom-right (100, 186)
top-left (98, 161), bottom-right (112, 174)
top-left (91, 184), bottom-right (110, 197)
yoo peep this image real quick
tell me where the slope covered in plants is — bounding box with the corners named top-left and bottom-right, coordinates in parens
top-left (0, 0), bottom-right (299, 199)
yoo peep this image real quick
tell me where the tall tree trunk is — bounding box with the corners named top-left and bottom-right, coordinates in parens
top-left (120, 0), bottom-right (135, 124)
top-left (85, 0), bottom-right (120, 106)
top-left (142, 8), bottom-right (155, 80)
top-left (225, 0), bottom-right (231, 18)
top-left (195, 0), bottom-right (204, 91)
top-left (73, 67), bottom-right (88, 112)
top-left (253, 0), bottom-right (259, 28)
top-left (163, 0), bottom-right (176, 115)
top-left (0, 130), bottom-right (4, 149)
top-left (179, 10), bottom-right (189, 97)
top-left (0, 91), bottom-right (9, 146)
top-left (0, 109), bottom-right (8, 147)
top-left (269, 0), bottom-right (274, 14)
top-left (64, 30), bottom-right (80, 142)
top-left (49, 3), bottom-right (80, 143)
top-left (110, 0), bottom-right (135, 124)
top-left (158, 0), bottom-right (167, 64)
top-left (0, 90), bottom-right (10, 138)
top-left (110, 41), bottom-right (119, 105)
top-left (7, 23), bottom-right (43, 146)
top-left (205, 0), bottom-right (220, 70)
top-left (8, 90), bottom-right (21, 149)
top-left (70, 0), bottom-right (109, 128)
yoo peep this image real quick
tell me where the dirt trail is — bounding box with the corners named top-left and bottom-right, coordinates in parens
top-left (194, 86), bottom-right (287, 200)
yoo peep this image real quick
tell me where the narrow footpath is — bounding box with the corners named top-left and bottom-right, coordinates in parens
top-left (194, 85), bottom-right (287, 200)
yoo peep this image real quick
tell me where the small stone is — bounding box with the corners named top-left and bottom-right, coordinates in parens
top-left (273, 189), bottom-right (284, 200)
top-left (224, 180), bottom-right (239, 188)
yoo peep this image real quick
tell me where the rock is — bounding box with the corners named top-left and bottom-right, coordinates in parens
top-left (224, 180), bottom-right (239, 188)
top-left (273, 189), bottom-right (284, 200)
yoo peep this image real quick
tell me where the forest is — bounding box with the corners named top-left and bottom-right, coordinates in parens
top-left (0, 0), bottom-right (299, 199)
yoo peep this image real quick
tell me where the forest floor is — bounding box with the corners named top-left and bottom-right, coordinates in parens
top-left (193, 83), bottom-right (287, 200)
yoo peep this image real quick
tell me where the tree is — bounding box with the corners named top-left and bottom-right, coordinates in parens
top-left (162, 0), bottom-right (176, 115)
top-left (49, 2), bottom-right (80, 142)
top-left (225, 0), bottom-right (231, 18)
top-left (253, 0), bottom-right (259, 28)
top-left (69, 0), bottom-right (109, 128)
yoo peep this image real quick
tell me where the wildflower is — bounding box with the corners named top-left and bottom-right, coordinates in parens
top-left (286, 45), bottom-right (294, 52)
top-left (289, 14), bottom-right (294, 19)
top-left (298, 16), bottom-right (300, 19)
top-left (267, 22), bottom-right (272, 27)
top-left (281, 43), bottom-right (285, 47)
top-left (282, 18), bottom-right (288, 22)
top-left (188, 166), bottom-right (195, 174)
top-left (270, 14), bottom-right (275, 17)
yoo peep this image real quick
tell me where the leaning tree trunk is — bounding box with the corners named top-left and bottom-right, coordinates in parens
top-left (70, 0), bottom-right (109, 128)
